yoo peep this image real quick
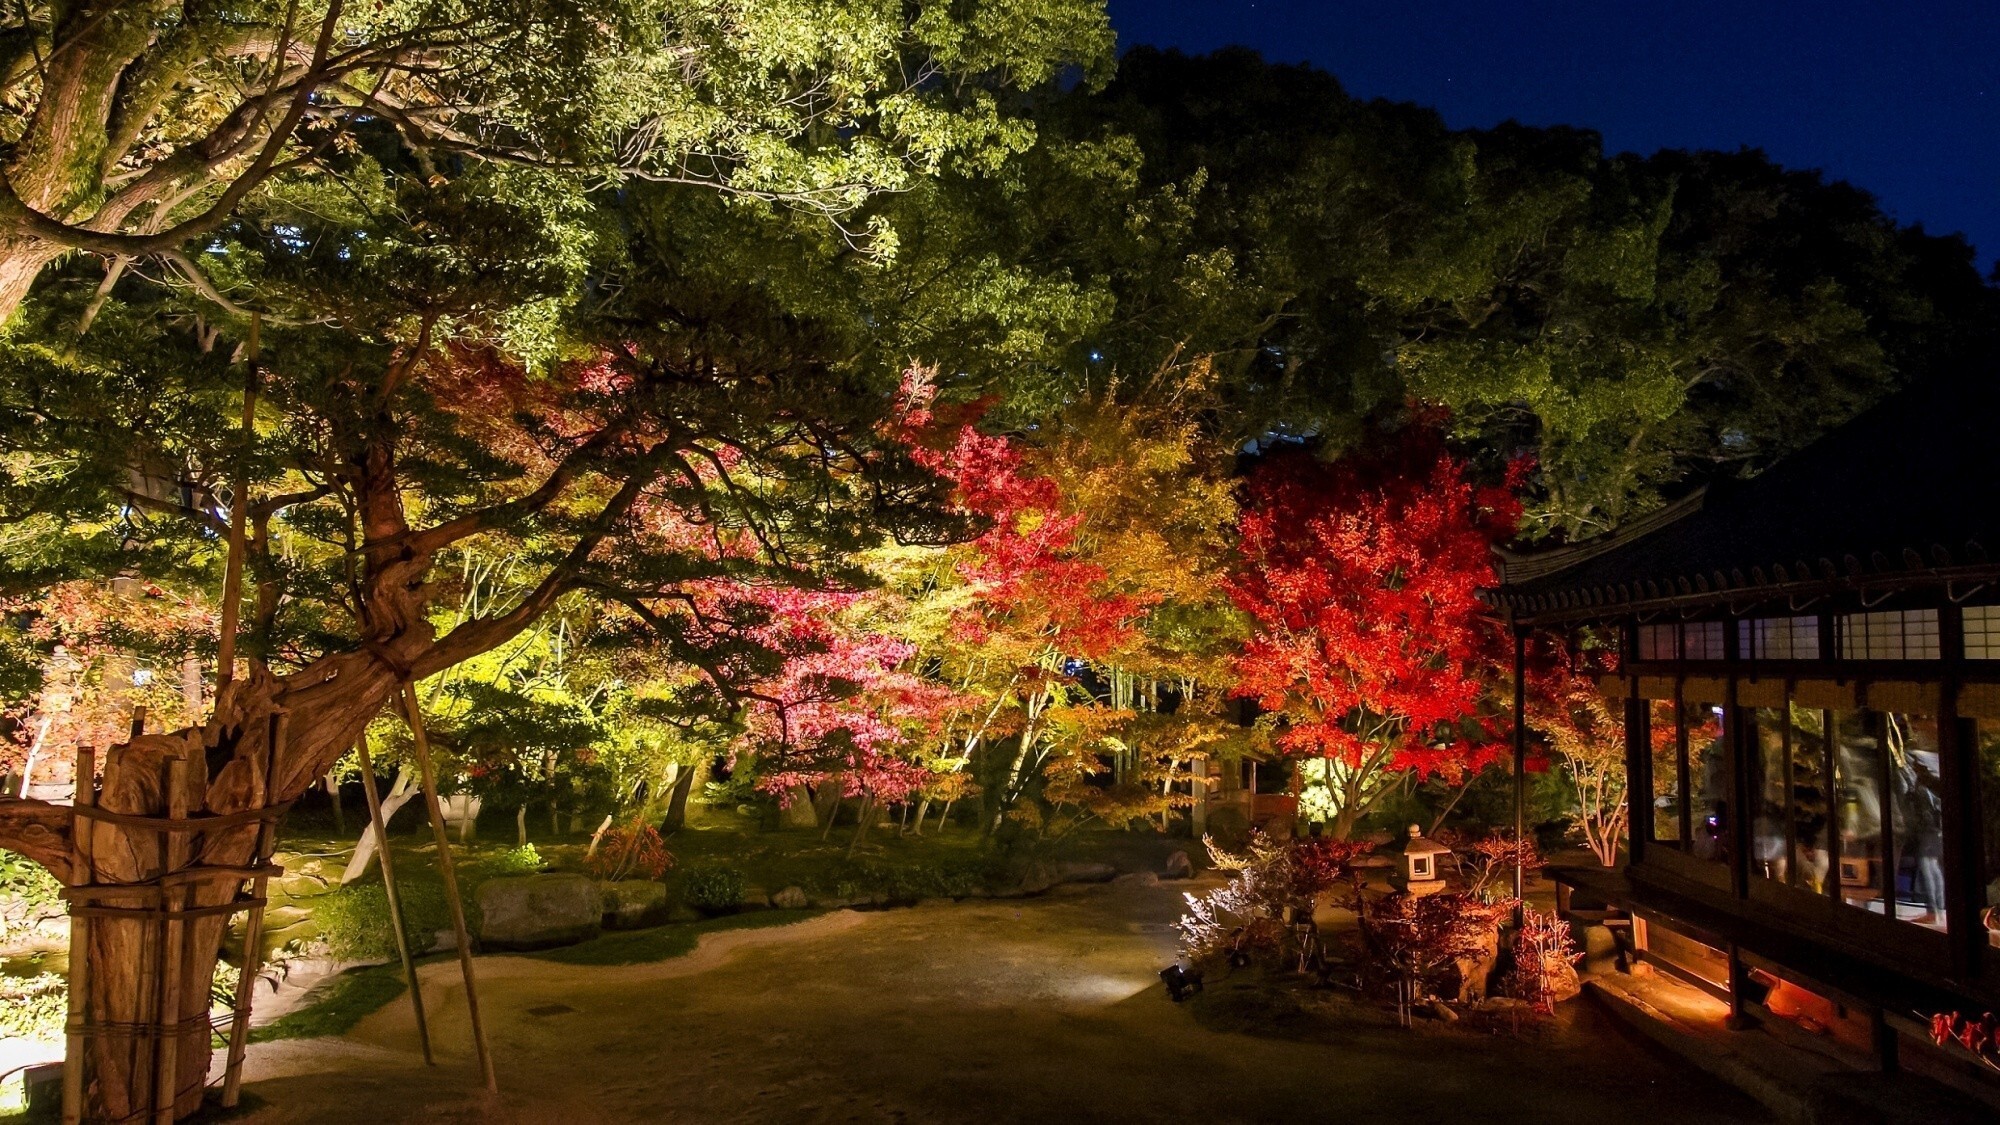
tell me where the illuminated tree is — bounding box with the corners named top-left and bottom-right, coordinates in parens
top-left (0, 0), bottom-right (1113, 323)
top-left (1027, 369), bottom-right (1249, 830)
top-left (0, 8), bottom-right (1112, 1115)
top-left (860, 375), bottom-right (1143, 837)
top-left (1229, 423), bottom-right (1521, 838)
top-left (1, 581), bottom-right (214, 792)
top-left (689, 581), bottom-right (963, 848)
top-left (1044, 48), bottom-right (2000, 538)
top-left (1522, 634), bottom-right (1635, 867)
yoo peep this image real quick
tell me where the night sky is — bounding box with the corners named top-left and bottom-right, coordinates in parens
top-left (1107, 0), bottom-right (2000, 271)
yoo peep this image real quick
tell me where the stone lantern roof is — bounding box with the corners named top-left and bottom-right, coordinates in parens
top-left (1391, 823), bottom-right (1449, 861)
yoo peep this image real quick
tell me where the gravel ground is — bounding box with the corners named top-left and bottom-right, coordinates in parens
top-left (229, 880), bottom-right (1773, 1124)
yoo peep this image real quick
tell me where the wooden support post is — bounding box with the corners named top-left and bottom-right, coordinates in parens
top-left (152, 756), bottom-right (188, 1125)
top-left (221, 710), bottom-right (289, 1106)
top-left (1512, 628), bottom-right (1528, 925)
top-left (352, 733), bottom-right (433, 1064)
top-left (1873, 1007), bottom-right (1902, 1073)
top-left (1724, 942), bottom-right (1756, 1030)
top-left (402, 686), bottom-right (496, 1092)
top-left (61, 746), bottom-right (96, 1125)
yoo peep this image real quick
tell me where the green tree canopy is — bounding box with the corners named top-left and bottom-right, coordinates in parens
top-left (1030, 47), bottom-right (2000, 538)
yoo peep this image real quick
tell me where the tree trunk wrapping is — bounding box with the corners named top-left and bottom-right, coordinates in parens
top-left (62, 649), bottom-right (414, 1120)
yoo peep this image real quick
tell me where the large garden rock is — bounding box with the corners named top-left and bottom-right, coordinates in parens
top-left (476, 874), bottom-right (602, 950)
top-left (1580, 921), bottom-right (1621, 976)
top-left (600, 880), bottom-right (669, 929)
top-left (1545, 961), bottom-right (1583, 1005)
top-left (778, 787), bottom-right (819, 830)
top-left (1451, 922), bottom-right (1503, 1003)
top-left (1204, 806), bottom-right (1250, 849)
top-left (770, 886), bottom-right (810, 910)
top-left (1006, 860), bottom-right (1118, 896)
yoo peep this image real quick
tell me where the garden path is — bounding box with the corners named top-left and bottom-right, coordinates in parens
top-left (231, 879), bottom-right (1773, 1124)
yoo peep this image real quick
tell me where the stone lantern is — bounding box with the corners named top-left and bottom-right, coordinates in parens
top-left (1390, 824), bottom-right (1450, 896)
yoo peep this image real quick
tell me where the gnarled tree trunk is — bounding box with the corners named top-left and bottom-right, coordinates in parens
top-left (2, 624), bottom-right (430, 1119)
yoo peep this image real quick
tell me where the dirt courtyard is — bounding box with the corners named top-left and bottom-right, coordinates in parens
top-left (233, 880), bottom-right (1772, 1124)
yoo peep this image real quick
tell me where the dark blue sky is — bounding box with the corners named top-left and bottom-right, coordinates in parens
top-left (1107, 0), bottom-right (2000, 270)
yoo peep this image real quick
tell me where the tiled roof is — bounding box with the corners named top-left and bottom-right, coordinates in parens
top-left (1494, 373), bottom-right (2000, 622)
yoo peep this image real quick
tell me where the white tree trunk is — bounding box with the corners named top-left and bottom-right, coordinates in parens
top-left (340, 764), bottom-right (420, 884)
top-left (16, 715), bottom-right (50, 797)
top-left (586, 814), bottom-right (614, 857)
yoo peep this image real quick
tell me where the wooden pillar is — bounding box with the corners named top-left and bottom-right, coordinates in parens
top-left (1724, 622), bottom-right (1751, 901)
top-left (222, 710), bottom-right (290, 1106)
top-left (1512, 627), bottom-right (1528, 921)
top-left (215, 318), bottom-right (258, 690)
top-left (1873, 1008), bottom-right (1901, 1074)
top-left (1937, 602), bottom-right (1980, 980)
top-left (1626, 691), bottom-right (1648, 867)
top-left (1724, 942), bottom-right (1756, 1030)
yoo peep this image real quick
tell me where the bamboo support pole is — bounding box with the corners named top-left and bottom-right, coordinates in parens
top-left (151, 757), bottom-right (188, 1125)
top-left (352, 733), bottom-right (433, 1064)
top-left (60, 746), bottom-right (96, 1125)
top-left (401, 686), bottom-right (496, 1091)
top-left (221, 710), bottom-right (289, 1106)
top-left (216, 315), bottom-right (259, 690)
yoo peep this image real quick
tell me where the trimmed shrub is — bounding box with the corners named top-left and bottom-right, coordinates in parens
top-left (681, 865), bottom-right (746, 913)
top-left (315, 879), bottom-right (449, 962)
top-left (491, 844), bottom-right (547, 876)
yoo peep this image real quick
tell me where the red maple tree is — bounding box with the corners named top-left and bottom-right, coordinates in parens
top-left (1228, 423), bottom-right (1523, 838)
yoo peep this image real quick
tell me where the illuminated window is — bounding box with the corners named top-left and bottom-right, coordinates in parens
top-left (1638, 624), bottom-right (1677, 661)
top-left (1639, 621), bottom-right (1726, 661)
top-left (1833, 710), bottom-right (1945, 932)
top-left (1965, 606), bottom-right (2000, 659)
top-left (1976, 721), bottom-right (2000, 948)
top-left (1682, 622), bottom-right (1726, 660)
top-left (1837, 609), bottom-right (1939, 661)
top-left (1738, 616), bottom-right (1821, 661)
top-left (1686, 701), bottom-right (1730, 864)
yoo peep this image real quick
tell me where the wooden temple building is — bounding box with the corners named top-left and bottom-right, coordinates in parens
top-left (1496, 374), bottom-right (2000, 1091)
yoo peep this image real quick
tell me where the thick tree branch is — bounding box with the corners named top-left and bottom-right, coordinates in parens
top-left (156, 249), bottom-right (327, 326)
top-left (0, 0), bottom-right (345, 257)
top-left (405, 417), bottom-right (639, 556)
top-left (119, 485), bottom-right (226, 536)
top-left (0, 797), bottom-right (73, 880)
top-left (413, 456), bottom-right (659, 676)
